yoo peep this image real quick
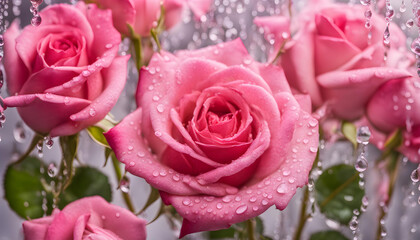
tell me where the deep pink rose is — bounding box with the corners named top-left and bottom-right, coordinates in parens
top-left (105, 39), bottom-right (318, 236)
top-left (94, 0), bottom-right (213, 37)
top-left (256, 2), bottom-right (412, 120)
top-left (2, 3), bottom-right (127, 136)
top-left (22, 196), bottom-right (146, 240)
top-left (367, 77), bottom-right (420, 162)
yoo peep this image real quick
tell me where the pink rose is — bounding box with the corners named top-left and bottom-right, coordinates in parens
top-left (94, 0), bottom-right (213, 37)
top-left (22, 196), bottom-right (146, 240)
top-left (2, 3), bottom-right (127, 136)
top-left (105, 39), bottom-right (318, 236)
top-left (367, 77), bottom-right (420, 162)
top-left (256, 2), bottom-right (412, 120)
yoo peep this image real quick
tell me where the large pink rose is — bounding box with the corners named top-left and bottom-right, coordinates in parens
top-left (2, 3), bottom-right (127, 136)
top-left (256, 2), bottom-right (412, 120)
top-left (367, 77), bottom-right (420, 162)
top-left (22, 196), bottom-right (147, 240)
top-left (94, 0), bottom-right (213, 37)
top-left (105, 39), bottom-right (318, 236)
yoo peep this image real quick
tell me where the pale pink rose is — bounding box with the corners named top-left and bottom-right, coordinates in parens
top-left (22, 196), bottom-right (147, 240)
top-left (94, 0), bottom-right (213, 37)
top-left (105, 39), bottom-right (319, 236)
top-left (1, 3), bottom-right (127, 137)
top-left (367, 77), bottom-right (420, 162)
top-left (256, 2), bottom-right (412, 120)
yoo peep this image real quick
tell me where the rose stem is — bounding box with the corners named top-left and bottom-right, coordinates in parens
top-left (292, 186), bottom-right (310, 240)
top-left (13, 134), bottom-right (44, 165)
top-left (111, 153), bottom-right (136, 213)
top-left (247, 218), bottom-right (255, 240)
top-left (375, 153), bottom-right (400, 240)
top-left (292, 150), bottom-right (320, 240)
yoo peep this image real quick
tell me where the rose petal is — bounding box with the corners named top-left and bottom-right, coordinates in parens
top-left (16, 4), bottom-right (94, 71)
top-left (49, 56), bottom-right (128, 136)
top-left (366, 77), bottom-right (420, 132)
top-left (3, 93), bottom-right (91, 134)
top-left (161, 108), bottom-right (318, 237)
top-left (314, 35), bottom-right (361, 75)
top-left (187, 0), bottom-right (213, 19)
top-left (45, 196), bottom-right (146, 240)
top-left (73, 214), bottom-right (91, 240)
top-left (315, 13), bottom-right (347, 39)
top-left (319, 67), bottom-right (412, 120)
top-left (105, 108), bottom-right (237, 196)
top-left (281, 25), bottom-right (323, 106)
top-left (139, 55), bottom-right (225, 156)
top-left (254, 16), bottom-right (290, 55)
top-left (4, 21), bottom-right (29, 95)
top-left (22, 213), bottom-right (58, 240)
top-left (176, 38), bottom-right (253, 67)
top-left (85, 3), bottom-right (121, 60)
top-left (93, 0), bottom-right (136, 36)
top-left (133, 0), bottom-right (161, 36)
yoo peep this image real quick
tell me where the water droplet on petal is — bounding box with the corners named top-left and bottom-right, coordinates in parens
top-left (235, 205), bottom-right (247, 214)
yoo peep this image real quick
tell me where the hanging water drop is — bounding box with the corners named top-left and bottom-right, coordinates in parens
top-left (37, 139), bottom-right (43, 157)
top-left (13, 122), bottom-right (26, 143)
top-left (119, 177), bottom-right (130, 193)
top-left (47, 163), bottom-right (57, 177)
top-left (349, 216), bottom-right (358, 231)
top-left (31, 15), bottom-right (42, 26)
top-left (356, 126), bottom-right (371, 145)
top-left (355, 155), bottom-right (368, 172)
top-left (45, 136), bottom-right (53, 149)
top-left (410, 168), bottom-right (419, 183)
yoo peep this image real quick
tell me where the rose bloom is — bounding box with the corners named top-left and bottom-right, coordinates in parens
top-left (22, 196), bottom-right (146, 240)
top-left (2, 3), bottom-right (127, 136)
top-left (255, 1), bottom-right (412, 120)
top-left (367, 77), bottom-right (420, 162)
top-left (105, 39), bottom-right (319, 236)
top-left (94, 0), bottom-right (213, 37)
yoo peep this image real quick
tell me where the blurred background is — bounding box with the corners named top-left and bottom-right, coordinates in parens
top-left (1, 0), bottom-right (420, 239)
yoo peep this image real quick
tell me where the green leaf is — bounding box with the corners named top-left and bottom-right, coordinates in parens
top-left (341, 121), bottom-right (357, 149)
top-left (58, 166), bottom-right (112, 209)
top-left (4, 157), bottom-right (54, 219)
top-left (138, 187), bottom-right (160, 214)
top-left (104, 148), bottom-right (112, 167)
top-left (87, 126), bottom-right (109, 148)
top-left (310, 230), bottom-right (349, 240)
top-left (315, 164), bottom-right (364, 224)
top-left (209, 227), bottom-right (235, 239)
top-left (127, 23), bottom-right (143, 70)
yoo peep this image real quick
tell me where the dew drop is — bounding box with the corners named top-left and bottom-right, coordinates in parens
top-left (31, 15), bottom-right (42, 26)
top-left (157, 104), bottom-right (165, 113)
top-left (182, 199), bottom-right (191, 206)
top-left (349, 216), bottom-right (358, 231)
top-left (235, 205), bottom-right (248, 214)
top-left (356, 126), bottom-right (371, 144)
top-left (47, 163), bottom-right (57, 177)
top-left (410, 168), bottom-right (419, 183)
top-left (119, 177), bottom-right (130, 193)
top-left (355, 155), bottom-right (368, 172)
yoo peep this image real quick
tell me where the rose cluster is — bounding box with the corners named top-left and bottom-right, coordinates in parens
top-left (1, 0), bottom-right (419, 238)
